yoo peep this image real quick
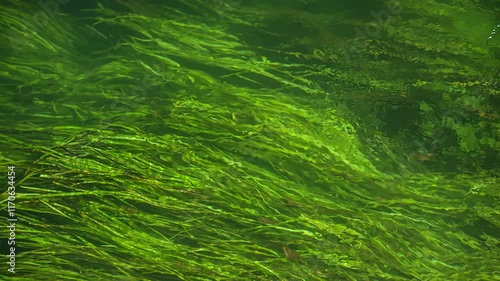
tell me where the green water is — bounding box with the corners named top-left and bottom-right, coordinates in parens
top-left (0, 0), bottom-right (499, 280)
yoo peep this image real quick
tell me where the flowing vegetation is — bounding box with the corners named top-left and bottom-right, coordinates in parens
top-left (0, 0), bottom-right (498, 280)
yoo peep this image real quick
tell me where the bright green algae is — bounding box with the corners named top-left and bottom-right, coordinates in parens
top-left (0, 0), bottom-right (498, 280)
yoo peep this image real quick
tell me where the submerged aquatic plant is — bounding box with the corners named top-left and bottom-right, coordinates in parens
top-left (0, 0), bottom-right (498, 280)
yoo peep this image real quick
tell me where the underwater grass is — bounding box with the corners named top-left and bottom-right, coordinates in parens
top-left (0, 0), bottom-right (499, 280)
